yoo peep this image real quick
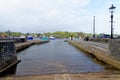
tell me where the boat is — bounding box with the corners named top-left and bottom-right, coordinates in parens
top-left (27, 35), bottom-right (33, 40)
top-left (64, 38), bottom-right (68, 42)
top-left (40, 36), bottom-right (49, 41)
top-left (49, 36), bottom-right (55, 40)
top-left (64, 40), bottom-right (68, 42)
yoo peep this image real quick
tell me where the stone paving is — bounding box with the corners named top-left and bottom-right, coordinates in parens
top-left (1, 73), bottom-right (120, 80)
top-left (85, 41), bottom-right (109, 49)
top-left (74, 40), bottom-right (109, 49)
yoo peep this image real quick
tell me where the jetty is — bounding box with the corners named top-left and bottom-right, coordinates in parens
top-left (15, 40), bottom-right (49, 52)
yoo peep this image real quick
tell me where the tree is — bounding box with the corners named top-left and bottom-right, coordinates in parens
top-left (11, 32), bottom-right (22, 37)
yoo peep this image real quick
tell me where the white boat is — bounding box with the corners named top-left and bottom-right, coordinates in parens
top-left (49, 36), bottom-right (55, 40)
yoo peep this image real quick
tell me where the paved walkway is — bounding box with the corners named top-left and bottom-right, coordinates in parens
top-left (85, 41), bottom-right (109, 49)
top-left (74, 40), bottom-right (109, 49)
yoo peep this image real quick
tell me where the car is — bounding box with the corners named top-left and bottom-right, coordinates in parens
top-left (116, 36), bottom-right (120, 39)
top-left (97, 34), bottom-right (111, 38)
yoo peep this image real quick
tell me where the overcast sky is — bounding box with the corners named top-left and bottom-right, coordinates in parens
top-left (0, 0), bottom-right (120, 34)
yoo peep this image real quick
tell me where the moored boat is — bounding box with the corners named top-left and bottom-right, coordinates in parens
top-left (27, 35), bottom-right (33, 40)
top-left (49, 36), bottom-right (55, 40)
top-left (40, 36), bottom-right (49, 41)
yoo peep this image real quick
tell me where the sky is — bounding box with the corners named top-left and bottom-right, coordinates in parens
top-left (0, 0), bottom-right (120, 34)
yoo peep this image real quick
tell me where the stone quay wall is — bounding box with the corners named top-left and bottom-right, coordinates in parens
top-left (69, 40), bottom-right (120, 69)
top-left (0, 40), bottom-right (17, 71)
top-left (109, 39), bottom-right (120, 58)
top-left (15, 40), bottom-right (50, 52)
top-left (88, 38), bottom-right (120, 58)
top-left (0, 38), bottom-right (27, 43)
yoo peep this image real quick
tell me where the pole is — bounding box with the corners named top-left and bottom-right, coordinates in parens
top-left (93, 16), bottom-right (95, 38)
top-left (111, 13), bottom-right (113, 39)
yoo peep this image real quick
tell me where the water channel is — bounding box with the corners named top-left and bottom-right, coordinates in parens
top-left (15, 39), bottom-right (110, 76)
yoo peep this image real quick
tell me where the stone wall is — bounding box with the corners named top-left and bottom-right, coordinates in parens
top-left (109, 39), bottom-right (120, 57)
top-left (69, 40), bottom-right (120, 69)
top-left (89, 38), bottom-right (110, 43)
top-left (0, 38), bottom-right (27, 43)
top-left (0, 40), bottom-right (17, 70)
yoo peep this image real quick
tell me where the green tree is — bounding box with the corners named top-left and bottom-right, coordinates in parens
top-left (11, 32), bottom-right (22, 37)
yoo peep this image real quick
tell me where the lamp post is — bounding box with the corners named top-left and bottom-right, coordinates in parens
top-left (93, 16), bottom-right (95, 38)
top-left (109, 4), bottom-right (116, 39)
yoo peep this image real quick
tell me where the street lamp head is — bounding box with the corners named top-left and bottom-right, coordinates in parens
top-left (109, 4), bottom-right (116, 13)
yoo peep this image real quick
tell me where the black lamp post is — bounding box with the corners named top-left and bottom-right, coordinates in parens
top-left (109, 4), bottom-right (116, 39)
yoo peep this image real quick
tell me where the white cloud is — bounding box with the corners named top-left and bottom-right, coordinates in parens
top-left (0, 0), bottom-right (91, 33)
top-left (2, 0), bottom-right (120, 34)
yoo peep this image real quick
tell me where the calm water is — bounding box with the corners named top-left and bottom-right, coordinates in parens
top-left (16, 39), bottom-right (107, 76)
